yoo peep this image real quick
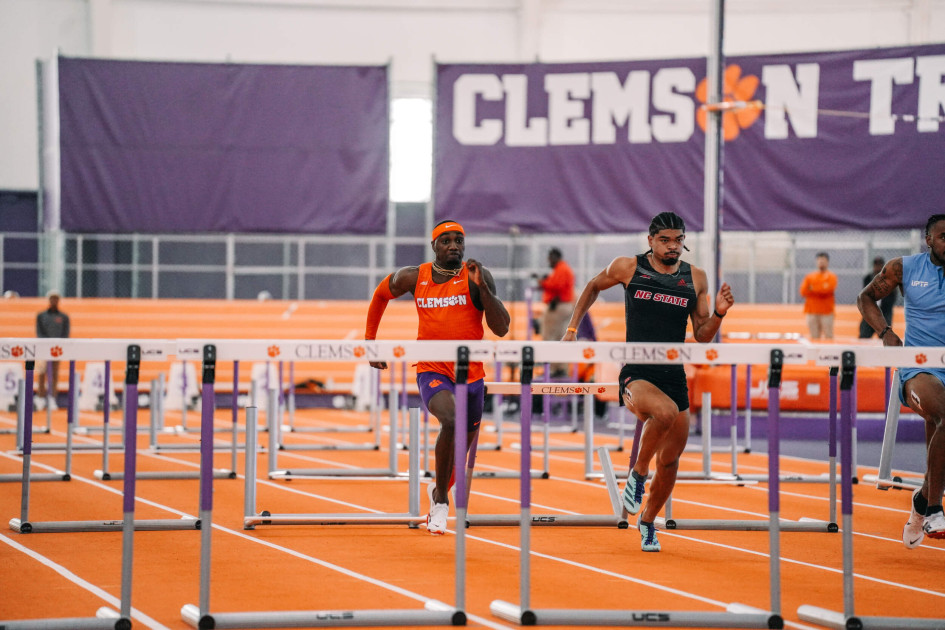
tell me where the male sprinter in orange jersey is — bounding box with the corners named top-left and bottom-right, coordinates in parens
top-left (364, 220), bottom-right (510, 534)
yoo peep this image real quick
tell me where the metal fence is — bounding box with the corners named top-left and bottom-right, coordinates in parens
top-left (0, 228), bottom-right (922, 305)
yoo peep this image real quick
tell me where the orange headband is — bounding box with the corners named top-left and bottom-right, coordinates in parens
top-left (431, 222), bottom-right (465, 242)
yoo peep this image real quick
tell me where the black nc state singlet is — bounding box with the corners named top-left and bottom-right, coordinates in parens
top-left (623, 253), bottom-right (697, 376)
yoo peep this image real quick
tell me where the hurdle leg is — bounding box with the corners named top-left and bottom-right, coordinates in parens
top-left (243, 406), bottom-right (258, 527)
top-left (117, 347), bottom-right (140, 624)
top-left (744, 364), bottom-right (752, 453)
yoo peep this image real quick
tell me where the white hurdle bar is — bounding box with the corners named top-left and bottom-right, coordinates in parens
top-left (182, 343), bottom-right (469, 628)
top-left (798, 346), bottom-right (945, 630)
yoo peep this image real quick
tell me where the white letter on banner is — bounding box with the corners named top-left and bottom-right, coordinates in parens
top-left (651, 67), bottom-right (695, 142)
top-left (916, 55), bottom-right (945, 133)
top-left (453, 74), bottom-right (503, 145)
top-left (545, 73), bottom-right (590, 145)
top-left (590, 71), bottom-right (651, 144)
top-left (852, 57), bottom-right (914, 136)
top-left (502, 74), bottom-right (547, 146)
top-left (761, 64), bottom-right (820, 139)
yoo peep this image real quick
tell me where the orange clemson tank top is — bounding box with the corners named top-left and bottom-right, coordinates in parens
top-left (414, 262), bottom-right (486, 383)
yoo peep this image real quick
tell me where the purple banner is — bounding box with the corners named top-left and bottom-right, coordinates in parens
top-left (436, 44), bottom-right (945, 233)
top-left (59, 57), bottom-right (388, 234)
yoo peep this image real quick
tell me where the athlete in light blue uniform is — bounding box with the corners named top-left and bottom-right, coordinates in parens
top-left (858, 214), bottom-right (945, 547)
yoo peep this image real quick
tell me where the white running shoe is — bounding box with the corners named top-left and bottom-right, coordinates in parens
top-left (33, 396), bottom-right (45, 411)
top-left (638, 519), bottom-right (661, 552)
top-left (923, 511), bottom-right (945, 540)
top-left (622, 472), bottom-right (645, 516)
top-left (426, 482), bottom-right (449, 535)
top-left (903, 488), bottom-right (924, 549)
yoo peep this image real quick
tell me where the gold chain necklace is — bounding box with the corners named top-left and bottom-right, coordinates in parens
top-left (432, 261), bottom-right (463, 278)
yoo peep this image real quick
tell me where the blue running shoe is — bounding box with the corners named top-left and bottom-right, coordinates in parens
top-left (639, 520), bottom-right (661, 552)
top-left (622, 471), bottom-right (646, 515)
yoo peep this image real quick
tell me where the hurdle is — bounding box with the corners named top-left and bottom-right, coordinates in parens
top-left (180, 342), bottom-right (469, 628)
top-left (6, 338), bottom-right (199, 534)
top-left (798, 346), bottom-right (945, 630)
top-left (274, 361), bottom-right (385, 453)
top-left (268, 363), bottom-right (401, 479)
top-left (93, 358), bottom-right (237, 481)
top-left (1, 344), bottom-right (155, 630)
top-left (657, 351), bottom-right (838, 533)
top-left (490, 342), bottom-right (783, 628)
top-left (468, 348), bottom-right (628, 529)
top-left (483, 380), bottom-right (619, 481)
top-left (0, 363), bottom-right (70, 483)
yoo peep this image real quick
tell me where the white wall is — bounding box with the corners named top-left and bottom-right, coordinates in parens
top-left (2, 0), bottom-right (944, 191)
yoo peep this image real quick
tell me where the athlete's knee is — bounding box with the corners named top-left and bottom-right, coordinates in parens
top-left (648, 406), bottom-right (679, 430)
top-left (433, 408), bottom-right (456, 431)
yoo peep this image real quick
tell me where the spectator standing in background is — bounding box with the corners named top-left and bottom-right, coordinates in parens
top-left (35, 290), bottom-right (70, 410)
top-left (799, 252), bottom-right (837, 339)
top-left (535, 247), bottom-right (575, 377)
top-left (859, 256), bottom-right (897, 338)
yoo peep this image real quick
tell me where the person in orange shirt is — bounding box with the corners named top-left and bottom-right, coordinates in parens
top-left (799, 252), bottom-right (838, 339)
top-left (535, 247), bottom-right (575, 377)
top-left (364, 220), bottom-right (510, 535)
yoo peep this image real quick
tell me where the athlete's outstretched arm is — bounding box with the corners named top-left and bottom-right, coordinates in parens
top-left (857, 257), bottom-right (903, 346)
top-left (690, 266), bottom-right (734, 343)
top-left (365, 266), bottom-right (419, 368)
top-left (467, 259), bottom-right (510, 337)
top-left (562, 257), bottom-right (634, 341)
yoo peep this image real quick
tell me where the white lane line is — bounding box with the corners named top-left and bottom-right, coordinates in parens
top-left (0, 453), bottom-right (513, 629)
top-left (0, 532), bottom-right (172, 630)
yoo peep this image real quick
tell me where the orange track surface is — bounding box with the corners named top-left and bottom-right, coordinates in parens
top-left (2, 404), bottom-right (943, 629)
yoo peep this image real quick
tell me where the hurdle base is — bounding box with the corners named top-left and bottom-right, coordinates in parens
top-left (269, 468), bottom-right (407, 480)
top-left (278, 443), bottom-right (379, 451)
top-left (0, 608), bottom-right (129, 630)
top-left (659, 517), bottom-right (837, 532)
top-left (94, 469), bottom-right (233, 481)
top-left (490, 601), bottom-right (537, 625)
top-left (798, 605), bottom-right (943, 629)
top-left (471, 469), bottom-right (547, 480)
top-left (0, 472), bottom-right (69, 483)
top-left (281, 424), bottom-right (374, 433)
top-left (862, 473), bottom-right (922, 491)
top-left (244, 513), bottom-right (427, 528)
top-left (181, 603), bottom-right (464, 628)
top-left (10, 517), bottom-right (200, 533)
top-left (467, 514), bottom-right (628, 528)
top-left (492, 600), bottom-right (781, 628)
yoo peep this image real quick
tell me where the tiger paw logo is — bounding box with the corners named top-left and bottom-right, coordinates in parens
top-left (353, 346), bottom-right (366, 358)
top-left (696, 64), bottom-right (762, 141)
top-left (393, 346), bottom-right (405, 358)
top-left (11, 346), bottom-right (23, 358)
top-left (50, 346), bottom-right (63, 358)
top-left (598, 387), bottom-right (607, 394)
top-left (705, 349), bottom-right (718, 361)
top-left (666, 348), bottom-right (679, 361)
top-left (267, 345), bottom-right (280, 358)
top-left (583, 348), bottom-right (595, 359)
top-left (916, 353), bottom-right (927, 365)
top-left (429, 379), bottom-right (443, 388)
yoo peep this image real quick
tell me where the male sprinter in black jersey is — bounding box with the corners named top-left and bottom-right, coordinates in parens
top-left (563, 212), bottom-right (734, 551)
